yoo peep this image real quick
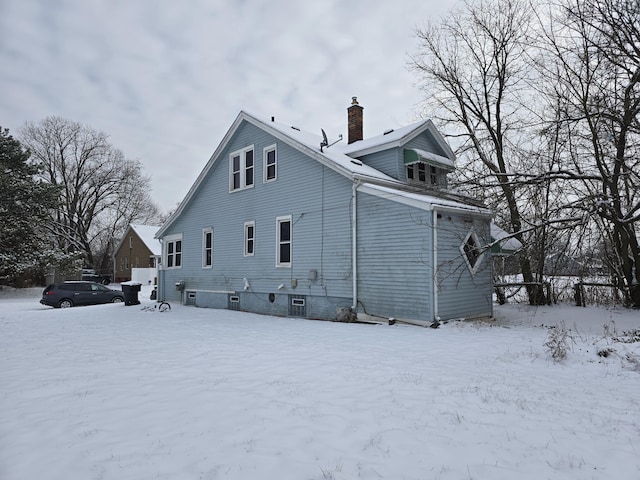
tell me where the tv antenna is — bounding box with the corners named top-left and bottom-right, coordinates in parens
top-left (320, 128), bottom-right (343, 152)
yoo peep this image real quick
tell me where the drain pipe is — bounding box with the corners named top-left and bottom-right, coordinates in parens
top-left (433, 207), bottom-right (439, 322)
top-left (158, 238), bottom-right (164, 301)
top-left (352, 181), bottom-right (359, 311)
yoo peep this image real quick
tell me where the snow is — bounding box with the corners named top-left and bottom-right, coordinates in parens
top-left (130, 225), bottom-right (162, 256)
top-left (1, 286), bottom-right (639, 480)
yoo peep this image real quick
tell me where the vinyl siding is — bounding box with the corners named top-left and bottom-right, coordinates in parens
top-left (435, 212), bottom-right (493, 320)
top-left (356, 191), bottom-right (434, 321)
top-left (158, 121), bottom-right (354, 314)
top-left (356, 149), bottom-right (403, 179)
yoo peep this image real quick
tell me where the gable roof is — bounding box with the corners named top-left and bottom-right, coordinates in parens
top-left (339, 118), bottom-right (456, 162)
top-left (490, 224), bottom-right (523, 255)
top-left (114, 224), bottom-right (161, 256)
top-left (156, 112), bottom-right (471, 238)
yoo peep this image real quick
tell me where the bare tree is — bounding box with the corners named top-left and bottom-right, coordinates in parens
top-left (411, 0), bottom-right (552, 304)
top-left (538, 0), bottom-right (640, 306)
top-left (19, 117), bottom-right (160, 273)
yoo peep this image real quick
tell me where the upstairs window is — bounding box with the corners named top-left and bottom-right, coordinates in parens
top-left (276, 216), bottom-right (291, 267)
top-left (230, 146), bottom-right (254, 191)
top-left (263, 145), bottom-right (277, 182)
top-left (407, 162), bottom-right (438, 186)
top-left (166, 235), bottom-right (182, 269)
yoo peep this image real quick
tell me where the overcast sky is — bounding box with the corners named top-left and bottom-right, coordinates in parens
top-left (1, 0), bottom-right (459, 212)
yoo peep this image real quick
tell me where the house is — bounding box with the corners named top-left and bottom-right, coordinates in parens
top-left (155, 98), bottom-right (493, 323)
top-left (113, 224), bottom-right (161, 284)
top-left (491, 223), bottom-right (523, 278)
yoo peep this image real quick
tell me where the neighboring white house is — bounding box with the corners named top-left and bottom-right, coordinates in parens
top-left (154, 99), bottom-right (494, 323)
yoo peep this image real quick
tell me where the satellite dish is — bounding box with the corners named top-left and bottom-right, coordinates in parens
top-left (320, 129), bottom-right (329, 152)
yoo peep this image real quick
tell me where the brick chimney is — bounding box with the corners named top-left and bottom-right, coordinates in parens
top-left (347, 96), bottom-right (363, 144)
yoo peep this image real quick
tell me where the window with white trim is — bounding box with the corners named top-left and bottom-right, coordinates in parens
top-left (202, 228), bottom-right (213, 268)
top-left (407, 162), bottom-right (438, 185)
top-left (263, 144), bottom-right (277, 182)
top-left (276, 215), bottom-right (291, 267)
top-left (460, 229), bottom-right (484, 274)
top-left (165, 234), bottom-right (183, 269)
top-left (244, 221), bottom-right (255, 256)
top-left (230, 146), bottom-right (254, 191)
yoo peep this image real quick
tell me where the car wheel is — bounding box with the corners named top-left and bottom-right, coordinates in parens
top-left (58, 299), bottom-right (74, 308)
top-left (111, 296), bottom-right (124, 303)
top-left (102, 278), bottom-right (110, 285)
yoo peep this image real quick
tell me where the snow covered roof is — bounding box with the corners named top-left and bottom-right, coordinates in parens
top-left (114, 224), bottom-right (162, 256)
top-left (156, 111), bottom-right (476, 238)
top-left (490, 224), bottom-right (522, 254)
top-left (244, 112), bottom-right (397, 183)
top-left (130, 224), bottom-right (162, 255)
top-left (358, 183), bottom-right (492, 216)
top-left (339, 118), bottom-right (456, 163)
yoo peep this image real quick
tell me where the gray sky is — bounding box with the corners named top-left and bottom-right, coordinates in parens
top-left (1, 0), bottom-right (458, 212)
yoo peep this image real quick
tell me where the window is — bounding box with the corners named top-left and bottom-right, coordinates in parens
top-left (276, 216), bottom-right (292, 267)
top-left (407, 162), bottom-right (438, 186)
top-left (165, 234), bottom-right (183, 269)
top-left (263, 144), bottom-right (277, 182)
top-left (244, 221), bottom-right (255, 256)
top-left (460, 229), bottom-right (484, 274)
top-left (230, 146), bottom-right (254, 191)
top-left (203, 228), bottom-right (213, 268)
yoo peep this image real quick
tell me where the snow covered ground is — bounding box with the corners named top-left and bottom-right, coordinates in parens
top-left (1, 285), bottom-right (639, 480)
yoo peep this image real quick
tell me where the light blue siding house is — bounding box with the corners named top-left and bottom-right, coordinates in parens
top-left (155, 98), bottom-right (493, 323)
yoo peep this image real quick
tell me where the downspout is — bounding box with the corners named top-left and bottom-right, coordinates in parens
top-left (352, 180), bottom-right (359, 311)
top-left (433, 207), bottom-right (439, 322)
top-left (158, 238), bottom-right (164, 301)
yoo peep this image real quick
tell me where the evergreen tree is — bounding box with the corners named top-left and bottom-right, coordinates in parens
top-left (0, 127), bottom-right (59, 285)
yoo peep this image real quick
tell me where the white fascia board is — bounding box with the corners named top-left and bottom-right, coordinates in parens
top-left (357, 183), bottom-right (434, 212)
top-left (343, 121), bottom-right (430, 157)
top-left (357, 182), bottom-right (492, 217)
top-left (342, 119), bottom-right (456, 164)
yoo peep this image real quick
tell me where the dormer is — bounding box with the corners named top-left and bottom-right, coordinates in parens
top-left (403, 147), bottom-right (455, 189)
top-left (340, 101), bottom-right (457, 190)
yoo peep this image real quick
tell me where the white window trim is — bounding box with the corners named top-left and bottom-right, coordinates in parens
top-left (202, 227), bottom-right (213, 268)
top-left (460, 229), bottom-right (485, 275)
top-left (229, 145), bottom-right (255, 192)
top-left (276, 215), bottom-right (292, 268)
top-left (263, 144), bottom-right (277, 183)
top-left (164, 233), bottom-right (183, 270)
top-left (407, 161), bottom-right (438, 186)
top-left (244, 221), bottom-right (255, 257)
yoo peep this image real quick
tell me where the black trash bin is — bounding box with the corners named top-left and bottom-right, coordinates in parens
top-left (121, 282), bottom-right (142, 306)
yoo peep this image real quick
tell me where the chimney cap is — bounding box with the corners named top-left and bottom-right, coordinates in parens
top-left (351, 96), bottom-right (359, 105)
